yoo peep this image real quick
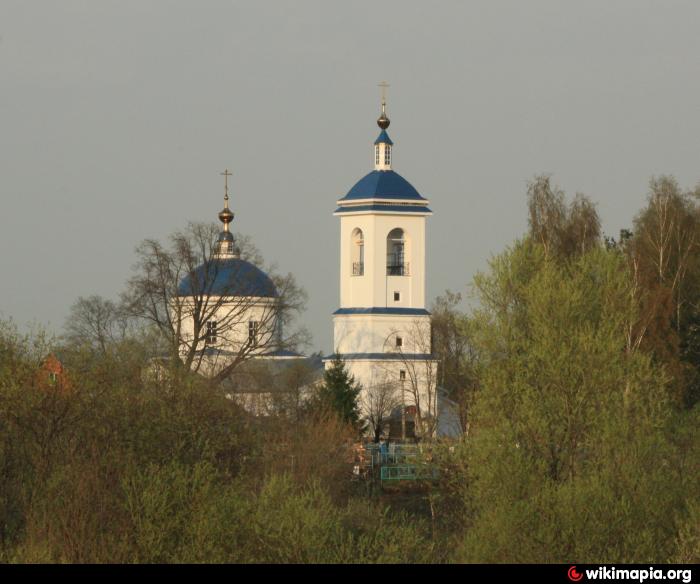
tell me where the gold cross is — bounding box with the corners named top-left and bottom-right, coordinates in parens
top-left (378, 81), bottom-right (390, 107)
top-left (220, 168), bottom-right (232, 199)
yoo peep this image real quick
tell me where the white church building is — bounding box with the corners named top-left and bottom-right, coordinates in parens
top-left (327, 97), bottom-right (439, 437)
top-left (172, 95), bottom-right (452, 436)
top-left (175, 174), bottom-right (303, 380)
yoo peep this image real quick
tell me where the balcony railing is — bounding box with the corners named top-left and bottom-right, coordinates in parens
top-left (387, 262), bottom-right (410, 276)
top-left (352, 262), bottom-right (364, 276)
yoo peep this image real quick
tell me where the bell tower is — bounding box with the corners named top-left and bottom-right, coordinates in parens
top-left (328, 89), bottom-right (437, 437)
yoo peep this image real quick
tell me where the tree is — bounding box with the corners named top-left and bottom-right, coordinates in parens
top-left (381, 320), bottom-right (439, 440)
top-left (526, 174), bottom-right (601, 260)
top-left (632, 177), bottom-right (699, 312)
top-left (63, 295), bottom-right (132, 354)
top-left (624, 176), bottom-right (700, 405)
top-left (270, 355), bottom-right (324, 422)
top-left (527, 174), bottom-right (567, 258)
top-left (471, 244), bottom-right (670, 481)
top-left (566, 192), bottom-right (601, 256)
top-left (120, 222), bottom-right (307, 384)
top-left (430, 291), bottom-right (478, 434)
top-left (456, 243), bottom-right (677, 562)
top-left (362, 381), bottom-right (400, 443)
top-left (316, 356), bottom-right (362, 429)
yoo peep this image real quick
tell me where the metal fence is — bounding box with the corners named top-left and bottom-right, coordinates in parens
top-left (360, 443), bottom-right (438, 484)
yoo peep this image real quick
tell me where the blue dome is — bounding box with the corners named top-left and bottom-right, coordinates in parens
top-left (341, 170), bottom-right (426, 202)
top-left (177, 258), bottom-right (277, 298)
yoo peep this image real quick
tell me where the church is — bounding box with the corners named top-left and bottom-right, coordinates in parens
top-left (175, 93), bottom-right (448, 437)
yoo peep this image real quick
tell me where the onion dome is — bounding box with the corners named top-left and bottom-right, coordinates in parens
top-left (178, 258), bottom-right (277, 298)
top-left (177, 169), bottom-right (277, 298)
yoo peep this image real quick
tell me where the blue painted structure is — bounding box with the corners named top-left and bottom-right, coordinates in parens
top-left (334, 204), bottom-right (431, 215)
top-left (177, 258), bottom-right (277, 298)
top-left (333, 307), bottom-right (430, 316)
top-left (374, 130), bottom-right (394, 145)
top-left (324, 352), bottom-right (434, 361)
top-left (340, 170), bottom-right (427, 202)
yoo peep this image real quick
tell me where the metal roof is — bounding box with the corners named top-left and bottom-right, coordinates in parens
top-left (177, 258), bottom-right (277, 298)
top-left (340, 170), bottom-right (427, 202)
top-left (374, 129), bottom-right (394, 145)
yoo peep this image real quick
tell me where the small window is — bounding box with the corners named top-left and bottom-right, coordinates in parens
top-left (48, 372), bottom-right (58, 384)
top-left (395, 336), bottom-right (403, 348)
top-left (375, 145), bottom-right (380, 165)
top-left (248, 321), bottom-right (259, 346)
top-left (384, 145), bottom-right (391, 165)
top-left (399, 370), bottom-right (406, 381)
top-left (393, 291), bottom-right (400, 302)
top-left (206, 321), bottom-right (217, 345)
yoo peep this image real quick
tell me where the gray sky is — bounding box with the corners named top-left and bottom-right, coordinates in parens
top-left (2, 0), bottom-right (699, 353)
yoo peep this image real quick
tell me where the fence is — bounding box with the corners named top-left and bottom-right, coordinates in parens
top-left (360, 443), bottom-right (438, 485)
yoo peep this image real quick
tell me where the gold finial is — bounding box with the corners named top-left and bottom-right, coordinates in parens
top-left (220, 168), bottom-right (232, 205)
top-left (377, 81), bottom-right (390, 129)
top-left (218, 168), bottom-right (234, 229)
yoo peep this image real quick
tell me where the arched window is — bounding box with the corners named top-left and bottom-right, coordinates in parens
top-left (386, 228), bottom-right (407, 275)
top-left (352, 228), bottom-right (364, 276)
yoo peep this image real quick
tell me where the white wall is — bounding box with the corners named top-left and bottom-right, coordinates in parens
top-left (329, 314), bottom-right (437, 434)
top-left (331, 187), bottom-right (437, 434)
top-left (175, 296), bottom-right (279, 377)
top-left (325, 355), bottom-right (438, 434)
top-left (332, 314), bottom-right (431, 355)
top-left (338, 212), bottom-right (428, 309)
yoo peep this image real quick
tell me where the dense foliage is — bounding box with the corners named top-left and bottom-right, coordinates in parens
top-left (0, 175), bottom-right (698, 563)
top-left (314, 356), bottom-right (363, 430)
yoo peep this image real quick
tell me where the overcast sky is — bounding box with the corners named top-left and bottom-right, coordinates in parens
top-left (2, 1), bottom-right (699, 352)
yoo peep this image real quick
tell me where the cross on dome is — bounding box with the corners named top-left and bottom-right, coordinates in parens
top-left (215, 168), bottom-right (239, 259)
top-left (374, 82), bottom-right (393, 171)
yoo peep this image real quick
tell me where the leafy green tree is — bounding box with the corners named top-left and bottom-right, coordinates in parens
top-left (453, 242), bottom-right (682, 562)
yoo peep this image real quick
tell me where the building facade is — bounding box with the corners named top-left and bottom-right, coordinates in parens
top-left (329, 99), bottom-right (438, 437)
top-left (175, 175), bottom-right (300, 379)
